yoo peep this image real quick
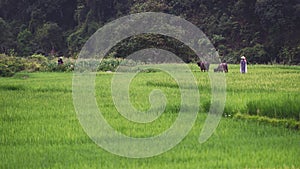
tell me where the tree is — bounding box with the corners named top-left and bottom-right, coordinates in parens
top-left (130, 0), bottom-right (170, 13)
top-left (255, 0), bottom-right (299, 62)
top-left (0, 18), bottom-right (15, 54)
top-left (17, 29), bottom-right (34, 57)
top-left (0, 0), bottom-right (299, 64)
top-left (35, 22), bottom-right (65, 55)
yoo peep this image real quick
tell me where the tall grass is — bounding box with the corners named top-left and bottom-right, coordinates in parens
top-left (246, 94), bottom-right (300, 120)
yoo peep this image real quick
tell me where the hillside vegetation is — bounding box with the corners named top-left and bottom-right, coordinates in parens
top-left (0, 0), bottom-right (299, 64)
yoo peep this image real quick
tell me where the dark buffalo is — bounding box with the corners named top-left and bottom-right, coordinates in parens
top-left (197, 61), bottom-right (210, 72)
top-left (214, 63), bottom-right (228, 73)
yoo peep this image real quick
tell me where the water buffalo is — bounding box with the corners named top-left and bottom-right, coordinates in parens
top-left (197, 61), bottom-right (210, 72)
top-left (214, 63), bottom-right (228, 73)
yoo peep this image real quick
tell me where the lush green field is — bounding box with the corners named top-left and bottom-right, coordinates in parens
top-left (0, 64), bottom-right (299, 169)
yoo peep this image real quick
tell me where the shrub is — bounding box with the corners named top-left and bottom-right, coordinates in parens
top-left (0, 54), bottom-right (26, 77)
top-left (25, 54), bottom-right (49, 72)
top-left (97, 58), bottom-right (146, 72)
top-left (98, 58), bottom-right (120, 72)
top-left (46, 58), bottom-right (74, 72)
top-left (140, 68), bottom-right (161, 73)
top-left (0, 54), bottom-right (76, 76)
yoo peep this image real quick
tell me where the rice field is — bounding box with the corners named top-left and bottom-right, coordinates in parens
top-left (0, 64), bottom-right (299, 168)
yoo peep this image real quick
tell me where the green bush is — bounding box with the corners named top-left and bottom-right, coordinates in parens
top-left (97, 58), bottom-right (146, 72)
top-left (0, 54), bottom-right (77, 76)
top-left (0, 63), bottom-right (14, 77)
top-left (98, 58), bottom-right (120, 72)
top-left (0, 54), bottom-right (26, 77)
top-left (25, 54), bottom-right (49, 72)
top-left (140, 68), bottom-right (161, 73)
top-left (46, 59), bottom-right (74, 72)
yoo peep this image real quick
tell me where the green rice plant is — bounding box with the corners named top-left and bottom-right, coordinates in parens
top-left (234, 113), bottom-right (300, 129)
top-left (0, 84), bottom-right (26, 91)
top-left (246, 94), bottom-right (300, 121)
top-left (1, 65), bottom-right (300, 168)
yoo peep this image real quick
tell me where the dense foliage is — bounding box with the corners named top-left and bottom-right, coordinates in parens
top-left (0, 0), bottom-right (299, 64)
top-left (0, 53), bottom-right (145, 77)
top-left (0, 54), bottom-right (76, 77)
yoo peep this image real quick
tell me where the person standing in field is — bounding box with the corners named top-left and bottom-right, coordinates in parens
top-left (58, 57), bottom-right (64, 65)
top-left (240, 56), bottom-right (247, 73)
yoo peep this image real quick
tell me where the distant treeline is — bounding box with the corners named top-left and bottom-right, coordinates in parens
top-left (0, 0), bottom-right (299, 64)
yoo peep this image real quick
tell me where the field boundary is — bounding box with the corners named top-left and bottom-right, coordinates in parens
top-left (233, 113), bottom-right (300, 130)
